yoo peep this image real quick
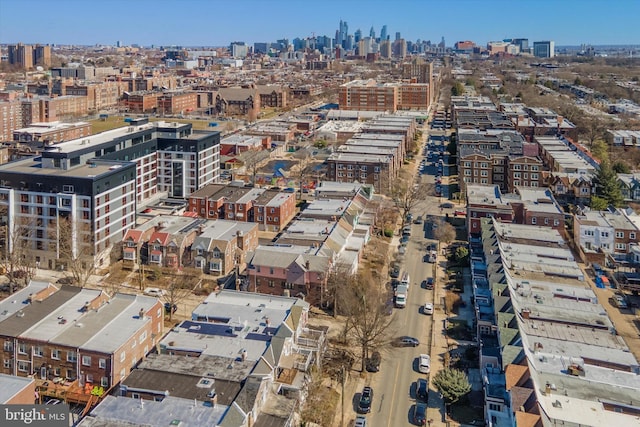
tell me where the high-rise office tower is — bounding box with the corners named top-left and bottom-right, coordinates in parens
top-left (380, 25), bottom-right (388, 41)
top-left (369, 26), bottom-right (376, 40)
top-left (354, 29), bottom-right (362, 43)
top-left (395, 32), bottom-right (401, 41)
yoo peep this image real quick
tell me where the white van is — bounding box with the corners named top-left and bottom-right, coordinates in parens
top-left (401, 272), bottom-right (410, 288)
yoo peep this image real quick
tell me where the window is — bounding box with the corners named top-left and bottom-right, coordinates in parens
top-left (616, 243), bottom-right (627, 250)
top-left (99, 358), bottom-right (106, 369)
top-left (553, 219), bottom-right (560, 226)
top-left (3, 360), bottom-right (10, 369)
top-left (62, 185), bottom-right (74, 193)
top-left (480, 170), bottom-right (488, 177)
top-left (131, 393), bottom-right (140, 399)
top-left (120, 351), bottom-right (126, 362)
top-left (616, 232), bottom-right (624, 238)
top-left (3, 341), bottom-right (13, 352)
top-left (464, 170), bottom-right (471, 176)
top-left (81, 355), bottom-right (91, 366)
top-left (489, 403), bottom-right (501, 412)
top-left (139, 331), bottom-right (147, 342)
top-left (67, 351), bottom-right (77, 362)
top-left (531, 217), bottom-right (537, 225)
top-left (18, 361), bottom-right (29, 372)
top-left (601, 231), bottom-right (609, 238)
top-left (513, 172), bottom-right (521, 178)
top-left (101, 377), bottom-right (109, 387)
top-left (33, 346), bottom-right (43, 357)
top-left (513, 164), bottom-right (521, 170)
top-left (18, 344), bottom-right (27, 355)
top-left (631, 233), bottom-right (637, 240)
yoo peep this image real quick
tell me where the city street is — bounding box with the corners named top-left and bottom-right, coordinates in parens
top-left (367, 111), bottom-right (456, 426)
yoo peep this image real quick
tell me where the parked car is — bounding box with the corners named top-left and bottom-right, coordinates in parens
top-left (454, 210), bottom-right (466, 216)
top-left (440, 202), bottom-right (454, 209)
top-left (365, 351), bottom-right (381, 372)
top-left (357, 387), bottom-right (374, 414)
top-left (418, 354), bottom-right (431, 374)
top-left (56, 277), bottom-right (75, 285)
top-left (164, 302), bottom-right (178, 314)
top-left (414, 215), bottom-right (423, 224)
top-left (143, 287), bottom-right (166, 297)
top-left (416, 378), bottom-right (429, 402)
top-left (400, 235), bottom-right (410, 245)
top-left (425, 277), bottom-right (434, 290)
top-left (393, 336), bottom-right (420, 347)
top-left (0, 282), bottom-right (19, 293)
top-left (413, 403), bottom-right (427, 425)
top-left (354, 416), bottom-right (367, 427)
top-left (423, 303), bottom-right (434, 315)
top-left (390, 265), bottom-right (400, 279)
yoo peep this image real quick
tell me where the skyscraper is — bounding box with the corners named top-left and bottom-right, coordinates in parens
top-left (395, 32), bottom-right (401, 41)
top-left (369, 26), bottom-right (376, 40)
top-left (337, 19), bottom-right (349, 49)
top-left (380, 25), bottom-right (388, 41)
top-left (354, 29), bottom-right (362, 43)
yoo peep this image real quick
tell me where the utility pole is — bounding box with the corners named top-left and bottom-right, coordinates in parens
top-left (340, 365), bottom-right (345, 427)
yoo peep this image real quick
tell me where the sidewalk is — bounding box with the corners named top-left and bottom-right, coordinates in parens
top-left (427, 242), bottom-right (456, 427)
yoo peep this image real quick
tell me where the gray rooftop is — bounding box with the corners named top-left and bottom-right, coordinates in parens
top-left (0, 286), bottom-right (81, 337)
top-left (79, 395), bottom-right (227, 427)
top-left (0, 373), bottom-right (34, 403)
top-left (0, 281), bottom-right (52, 319)
top-left (81, 295), bottom-right (160, 353)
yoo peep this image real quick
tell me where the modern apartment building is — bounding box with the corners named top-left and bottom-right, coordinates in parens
top-left (0, 119), bottom-right (220, 269)
top-left (533, 41), bottom-right (555, 58)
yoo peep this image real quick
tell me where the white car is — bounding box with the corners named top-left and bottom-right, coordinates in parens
top-left (424, 303), bottom-right (434, 315)
top-left (354, 415), bottom-right (367, 427)
top-left (143, 287), bottom-right (166, 297)
top-left (419, 354), bottom-right (431, 374)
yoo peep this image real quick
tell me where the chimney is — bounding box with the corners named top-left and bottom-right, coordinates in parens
top-left (265, 317), bottom-right (270, 327)
top-left (241, 349), bottom-right (247, 361)
top-left (557, 115), bottom-right (563, 125)
top-left (209, 392), bottom-right (217, 408)
top-left (305, 260), bottom-right (310, 270)
top-left (545, 382), bottom-right (552, 395)
top-left (521, 308), bottom-right (530, 319)
top-left (138, 308), bottom-right (145, 319)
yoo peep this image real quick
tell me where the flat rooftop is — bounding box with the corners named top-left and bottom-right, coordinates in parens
top-left (300, 198), bottom-right (351, 218)
top-left (0, 157), bottom-right (132, 179)
top-left (80, 395), bottom-right (227, 427)
top-left (0, 373), bottom-right (34, 404)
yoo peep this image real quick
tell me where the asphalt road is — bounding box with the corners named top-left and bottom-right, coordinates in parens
top-left (367, 121), bottom-right (455, 426)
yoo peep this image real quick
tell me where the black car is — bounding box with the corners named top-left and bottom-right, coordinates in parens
top-left (365, 351), bottom-right (381, 372)
top-left (357, 386), bottom-right (374, 413)
top-left (413, 403), bottom-right (427, 425)
top-left (416, 378), bottom-right (428, 402)
top-left (390, 266), bottom-right (400, 279)
top-left (164, 302), bottom-right (178, 314)
top-left (392, 336), bottom-right (420, 347)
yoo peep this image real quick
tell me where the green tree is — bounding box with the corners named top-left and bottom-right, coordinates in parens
top-left (455, 246), bottom-right (469, 264)
top-left (432, 368), bottom-right (472, 404)
top-left (612, 161), bottom-right (631, 174)
top-left (451, 82), bottom-right (465, 96)
top-left (590, 195), bottom-right (609, 211)
top-left (595, 161), bottom-right (623, 208)
top-left (591, 140), bottom-right (609, 163)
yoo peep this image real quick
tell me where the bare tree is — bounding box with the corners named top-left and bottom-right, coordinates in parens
top-left (325, 264), bottom-right (356, 317)
top-left (58, 217), bottom-right (96, 287)
top-left (293, 149), bottom-right (314, 199)
top-left (434, 220), bottom-right (456, 248)
top-left (162, 270), bottom-right (198, 321)
top-left (342, 271), bottom-right (395, 372)
top-left (390, 169), bottom-right (433, 222)
top-left (3, 217), bottom-right (38, 288)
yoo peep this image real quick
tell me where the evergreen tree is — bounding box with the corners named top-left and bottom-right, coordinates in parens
top-left (432, 368), bottom-right (472, 404)
top-left (595, 161), bottom-right (623, 208)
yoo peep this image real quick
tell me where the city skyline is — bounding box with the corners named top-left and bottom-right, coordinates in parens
top-left (0, 0), bottom-right (639, 48)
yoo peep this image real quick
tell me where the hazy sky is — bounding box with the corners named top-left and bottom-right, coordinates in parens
top-left (1, 0), bottom-right (638, 47)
